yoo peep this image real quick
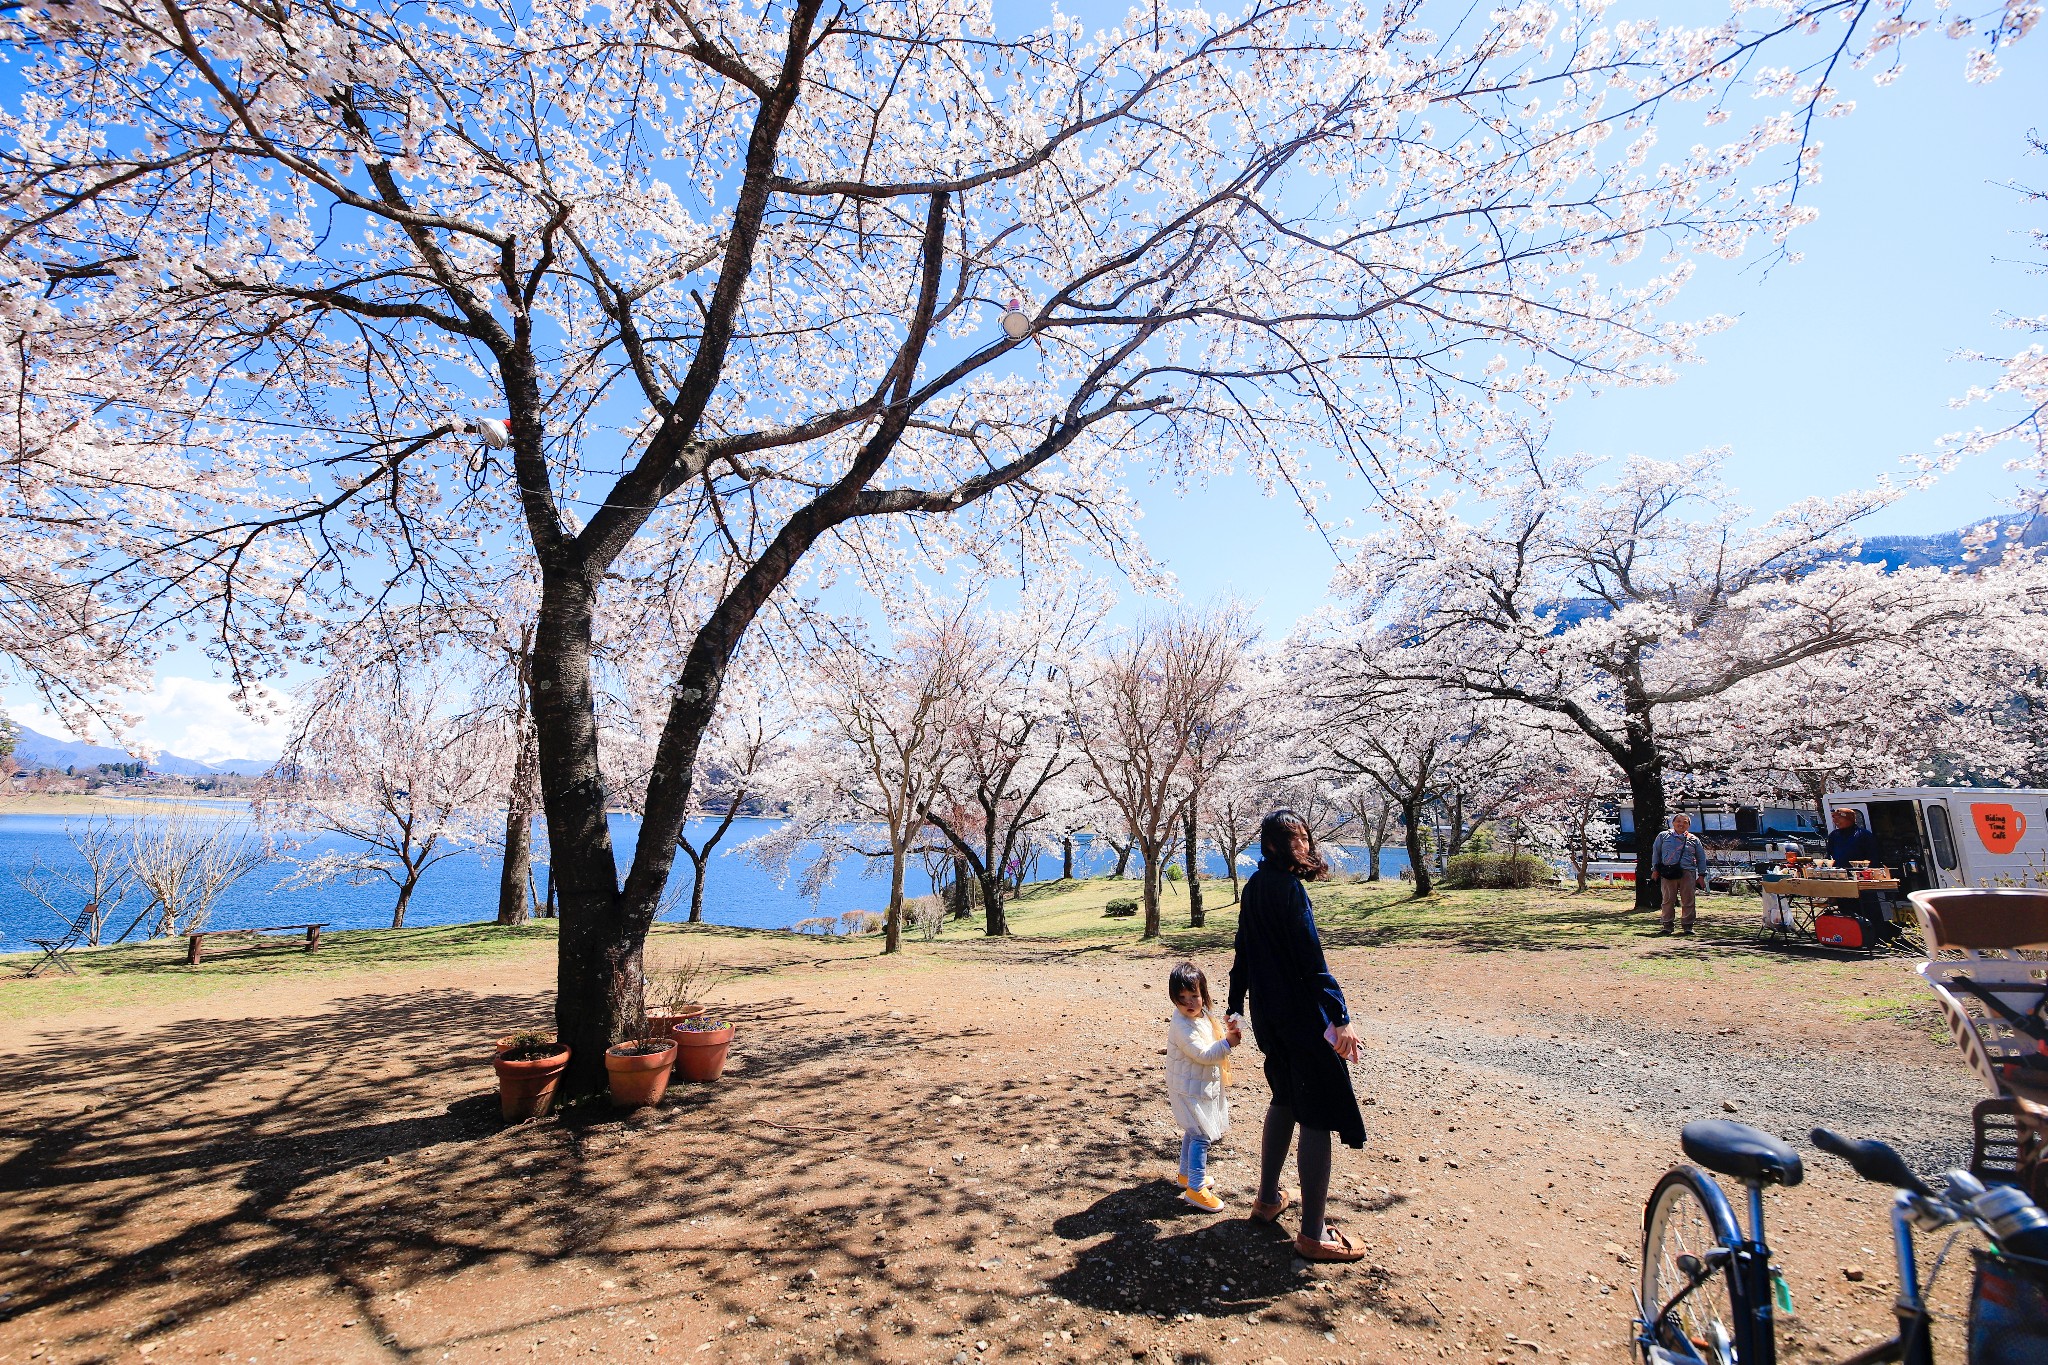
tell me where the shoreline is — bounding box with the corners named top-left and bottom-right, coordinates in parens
top-left (0, 791), bottom-right (242, 817)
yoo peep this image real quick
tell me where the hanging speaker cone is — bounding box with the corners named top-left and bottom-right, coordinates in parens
top-left (1000, 298), bottom-right (1032, 339)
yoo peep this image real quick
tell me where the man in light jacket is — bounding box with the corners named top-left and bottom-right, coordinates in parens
top-left (1651, 814), bottom-right (1709, 936)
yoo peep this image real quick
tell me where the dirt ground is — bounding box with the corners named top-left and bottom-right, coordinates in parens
top-left (0, 904), bottom-right (1996, 1365)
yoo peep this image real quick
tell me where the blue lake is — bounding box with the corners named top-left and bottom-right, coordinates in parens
top-left (0, 805), bottom-right (1407, 945)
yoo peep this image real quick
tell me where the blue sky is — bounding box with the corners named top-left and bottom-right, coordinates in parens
top-left (1125, 34), bottom-right (2048, 630)
top-left (10, 15), bottom-right (2045, 761)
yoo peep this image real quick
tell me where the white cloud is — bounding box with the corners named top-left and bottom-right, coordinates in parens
top-left (9, 676), bottom-right (291, 764)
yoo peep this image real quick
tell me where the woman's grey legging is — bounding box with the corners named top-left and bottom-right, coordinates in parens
top-left (1258, 1103), bottom-right (1332, 1242)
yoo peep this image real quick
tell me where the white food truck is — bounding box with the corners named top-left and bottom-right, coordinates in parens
top-left (1822, 787), bottom-right (2048, 896)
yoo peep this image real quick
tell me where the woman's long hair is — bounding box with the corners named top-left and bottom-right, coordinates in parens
top-left (1259, 808), bottom-right (1330, 882)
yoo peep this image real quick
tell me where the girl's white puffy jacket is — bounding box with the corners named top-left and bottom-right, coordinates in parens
top-left (1166, 1013), bottom-right (1232, 1141)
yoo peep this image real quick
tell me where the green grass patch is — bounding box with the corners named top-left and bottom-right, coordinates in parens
top-left (0, 920), bottom-right (563, 1021)
top-left (996, 874), bottom-right (1655, 954)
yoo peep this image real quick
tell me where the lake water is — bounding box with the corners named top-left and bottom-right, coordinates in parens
top-left (0, 806), bottom-right (1408, 945)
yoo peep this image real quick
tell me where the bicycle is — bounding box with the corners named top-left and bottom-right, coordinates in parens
top-left (1633, 1119), bottom-right (2048, 1364)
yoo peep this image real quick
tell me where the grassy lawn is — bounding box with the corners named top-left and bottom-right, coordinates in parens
top-left (1000, 872), bottom-right (1653, 953)
top-left (4, 875), bottom-right (1919, 1022)
top-left (0, 920), bottom-right (563, 1021)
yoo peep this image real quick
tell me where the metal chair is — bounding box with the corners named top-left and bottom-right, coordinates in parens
top-left (23, 903), bottom-right (97, 977)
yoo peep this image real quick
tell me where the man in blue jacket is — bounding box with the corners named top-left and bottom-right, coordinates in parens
top-left (1651, 814), bottom-right (1709, 936)
top-left (1826, 808), bottom-right (1881, 867)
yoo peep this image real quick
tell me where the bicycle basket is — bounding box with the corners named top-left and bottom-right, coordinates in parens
top-left (1969, 1248), bottom-right (2048, 1365)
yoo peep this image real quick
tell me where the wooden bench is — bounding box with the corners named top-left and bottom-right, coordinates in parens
top-left (187, 923), bottom-right (330, 965)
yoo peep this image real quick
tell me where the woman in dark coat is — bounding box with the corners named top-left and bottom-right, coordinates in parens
top-left (1227, 808), bottom-right (1367, 1262)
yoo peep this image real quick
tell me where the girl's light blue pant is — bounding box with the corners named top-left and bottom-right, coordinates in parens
top-left (1178, 1131), bottom-right (1210, 1189)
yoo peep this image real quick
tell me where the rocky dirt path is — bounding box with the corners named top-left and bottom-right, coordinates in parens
top-left (0, 910), bottom-right (1994, 1365)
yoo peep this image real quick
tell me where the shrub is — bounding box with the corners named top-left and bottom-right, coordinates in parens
top-left (907, 895), bottom-right (947, 941)
top-left (1440, 852), bottom-right (1551, 889)
top-left (839, 909), bottom-right (885, 936)
top-left (1103, 898), bottom-right (1139, 918)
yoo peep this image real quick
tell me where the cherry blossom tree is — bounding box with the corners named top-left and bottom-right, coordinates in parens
top-left (1337, 452), bottom-right (1980, 904)
top-left (671, 674), bottom-right (795, 925)
top-left (1935, 135), bottom-right (2048, 507)
top-left (1202, 759), bottom-right (1276, 902)
top-left (1497, 725), bottom-right (1623, 891)
top-left (765, 607), bottom-right (975, 953)
top-left (262, 671), bottom-right (506, 928)
top-left (5, 0), bottom-right (2026, 1086)
top-left (923, 589), bottom-right (1099, 937)
top-left (1070, 605), bottom-right (1252, 937)
top-left (1295, 640), bottom-right (1518, 897)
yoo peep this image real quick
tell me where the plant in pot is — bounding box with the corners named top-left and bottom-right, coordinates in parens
top-left (672, 1013), bottom-right (737, 1083)
top-left (493, 1030), bottom-right (570, 1120)
top-left (605, 1020), bottom-right (678, 1109)
top-left (645, 951), bottom-right (720, 1038)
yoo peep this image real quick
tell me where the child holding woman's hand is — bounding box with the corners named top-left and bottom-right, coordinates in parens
top-left (1166, 961), bottom-right (1242, 1211)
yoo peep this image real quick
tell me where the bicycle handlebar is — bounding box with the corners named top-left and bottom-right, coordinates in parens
top-left (1810, 1127), bottom-right (1933, 1199)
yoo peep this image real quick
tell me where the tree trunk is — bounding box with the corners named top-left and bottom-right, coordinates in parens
top-left (1626, 758), bottom-right (1668, 911)
top-left (1222, 836), bottom-right (1243, 902)
top-left (497, 797), bottom-right (533, 926)
top-left (1112, 838), bottom-right (1133, 878)
top-left (1184, 806), bottom-right (1205, 929)
top-left (1368, 841), bottom-right (1382, 881)
top-left (1445, 792), bottom-right (1468, 860)
top-left (497, 631), bottom-right (537, 927)
top-left (980, 867), bottom-right (1008, 936)
top-left (1140, 843), bottom-right (1163, 939)
top-left (884, 847), bottom-right (906, 954)
top-left (392, 872), bottom-right (418, 930)
top-left (534, 572), bottom-right (647, 1095)
top-left (676, 844), bottom-right (708, 923)
top-left (1403, 799), bottom-right (1433, 898)
top-left (951, 855), bottom-right (973, 919)
top-left (1062, 837), bottom-right (1073, 880)
top-left (677, 793), bottom-right (746, 925)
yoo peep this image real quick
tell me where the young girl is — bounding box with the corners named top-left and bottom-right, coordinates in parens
top-left (1166, 961), bottom-right (1242, 1211)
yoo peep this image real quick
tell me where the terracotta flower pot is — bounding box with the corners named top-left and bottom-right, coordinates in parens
top-left (605, 1039), bottom-right (678, 1109)
top-left (645, 1005), bottom-right (706, 1039)
top-left (493, 1045), bottom-right (570, 1120)
top-left (671, 1022), bottom-right (736, 1082)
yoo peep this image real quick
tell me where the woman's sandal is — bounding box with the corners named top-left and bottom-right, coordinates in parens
top-left (1293, 1224), bottom-right (1367, 1263)
top-left (1248, 1190), bottom-right (1292, 1224)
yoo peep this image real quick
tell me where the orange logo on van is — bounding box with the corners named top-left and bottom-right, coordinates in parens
top-left (1972, 803), bottom-right (2030, 855)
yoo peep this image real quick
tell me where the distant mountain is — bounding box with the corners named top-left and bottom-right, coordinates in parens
top-left (10, 724), bottom-right (138, 772)
top-left (1857, 516), bottom-right (2048, 571)
top-left (146, 750), bottom-right (221, 777)
top-left (208, 758), bottom-right (277, 777)
top-left (5, 720), bottom-right (274, 778)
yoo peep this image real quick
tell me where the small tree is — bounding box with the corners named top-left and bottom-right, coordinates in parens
top-left (14, 815), bottom-right (131, 944)
top-left (673, 675), bottom-right (793, 924)
top-left (772, 607), bottom-right (975, 953)
top-left (123, 813), bottom-right (270, 938)
top-left (1071, 606), bottom-right (1253, 938)
top-left (923, 591), bottom-right (1097, 936)
top-left (1301, 643), bottom-right (1514, 899)
top-left (263, 673), bottom-right (505, 929)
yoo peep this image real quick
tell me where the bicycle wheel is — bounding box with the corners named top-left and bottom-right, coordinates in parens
top-left (1641, 1167), bottom-right (1751, 1364)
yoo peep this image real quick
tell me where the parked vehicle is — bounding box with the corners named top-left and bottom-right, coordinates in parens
top-left (1825, 787), bottom-right (2048, 896)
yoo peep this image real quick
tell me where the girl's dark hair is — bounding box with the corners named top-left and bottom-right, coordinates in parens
top-left (1168, 961), bottom-right (1212, 1009)
top-left (1260, 808), bottom-right (1330, 882)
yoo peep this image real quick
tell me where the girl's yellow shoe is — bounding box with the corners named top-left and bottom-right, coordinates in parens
top-left (1181, 1186), bottom-right (1224, 1212)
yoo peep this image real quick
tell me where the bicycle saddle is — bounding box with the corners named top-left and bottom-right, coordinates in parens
top-left (1681, 1120), bottom-right (1805, 1187)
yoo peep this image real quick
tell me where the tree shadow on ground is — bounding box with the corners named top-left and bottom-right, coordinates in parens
top-left (0, 986), bottom-right (1100, 1360)
top-left (1044, 1181), bottom-right (1410, 1330)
